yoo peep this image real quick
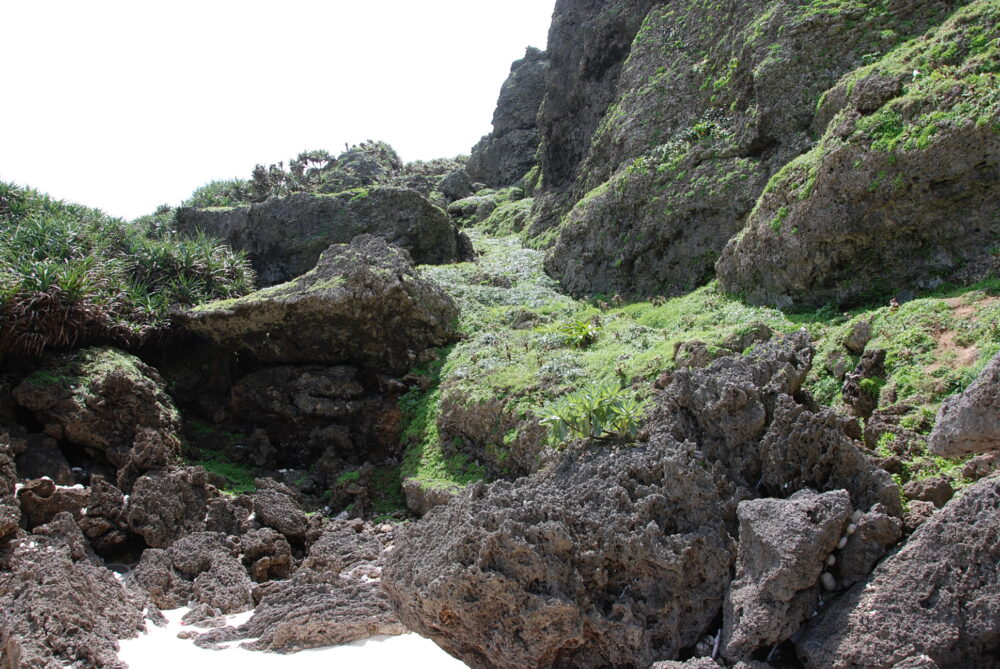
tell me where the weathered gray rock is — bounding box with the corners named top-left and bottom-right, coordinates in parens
top-left (174, 235), bottom-right (459, 375)
top-left (842, 349), bottom-right (886, 420)
top-left (239, 528), bottom-right (293, 582)
top-left (194, 519), bottom-right (403, 652)
top-left (176, 187), bottom-right (470, 286)
top-left (438, 169), bottom-right (475, 202)
top-left (16, 477), bottom-right (89, 529)
top-left (12, 347), bottom-right (182, 488)
top-left (836, 503), bottom-right (903, 590)
top-left (717, 4), bottom-right (999, 307)
top-left (722, 489), bottom-right (852, 660)
top-left (468, 47), bottom-right (550, 187)
top-left (78, 476), bottom-right (129, 555)
top-left (31, 511), bottom-right (100, 565)
top-left (797, 474), bottom-right (1000, 667)
top-left (928, 352), bottom-right (1000, 457)
top-left (0, 437), bottom-right (19, 543)
top-left (903, 477), bottom-right (954, 509)
top-left (252, 480), bottom-right (308, 544)
top-left (0, 543), bottom-right (144, 668)
top-left (131, 532), bottom-right (253, 614)
top-left (126, 467), bottom-right (213, 548)
top-left (383, 444), bottom-right (736, 668)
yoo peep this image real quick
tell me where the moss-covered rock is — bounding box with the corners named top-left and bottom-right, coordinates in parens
top-left (174, 235), bottom-right (460, 375)
top-left (718, 0), bottom-right (1000, 307)
top-left (176, 187), bottom-right (472, 286)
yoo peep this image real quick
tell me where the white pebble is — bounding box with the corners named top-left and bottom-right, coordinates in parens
top-left (820, 572), bottom-right (837, 591)
top-left (826, 554), bottom-right (836, 566)
top-left (847, 523), bottom-right (857, 535)
top-left (852, 509), bottom-right (864, 523)
top-left (837, 535), bottom-right (849, 550)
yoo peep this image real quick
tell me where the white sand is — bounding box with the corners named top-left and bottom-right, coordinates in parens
top-left (117, 607), bottom-right (469, 669)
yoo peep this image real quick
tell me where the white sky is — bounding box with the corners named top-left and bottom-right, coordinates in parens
top-left (0, 0), bottom-right (554, 220)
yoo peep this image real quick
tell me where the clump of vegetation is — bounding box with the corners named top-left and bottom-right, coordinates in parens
top-left (0, 182), bottom-right (255, 356)
top-left (188, 446), bottom-right (257, 495)
top-left (539, 381), bottom-right (645, 445)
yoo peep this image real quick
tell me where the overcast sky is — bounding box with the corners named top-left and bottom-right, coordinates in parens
top-left (0, 1), bottom-right (555, 220)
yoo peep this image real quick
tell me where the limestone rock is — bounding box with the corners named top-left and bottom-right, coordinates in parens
top-left (928, 352), bottom-right (1000, 457)
top-left (239, 528), bottom-right (293, 582)
top-left (835, 503), bottom-right (903, 590)
top-left (0, 437), bottom-right (19, 542)
top-left (438, 169), bottom-right (475, 202)
top-left (13, 433), bottom-right (73, 485)
top-left (174, 235), bottom-right (459, 375)
top-left (0, 543), bottom-right (144, 668)
top-left (721, 489), bottom-right (852, 660)
top-left (126, 467), bottom-right (213, 548)
top-left (12, 347), bottom-right (182, 487)
top-left (842, 349), bottom-right (886, 420)
top-left (251, 481), bottom-right (308, 544)
top-left (16, 478), bottom-right (89, 529)
top-left (383, 444), bottom-right (736, 668)
top-left (78, 476), bottom-right (129, 555)
top-left (175, 187), bottom-right (470, 286)
top-left (902, 477), bottom-right (955, 509)
top-left (797, 474), bottom-right (1000, 667)
top-left (468, 47), bottom-right (550, 187)
top-left (131, 532), bottom-right (253, 614)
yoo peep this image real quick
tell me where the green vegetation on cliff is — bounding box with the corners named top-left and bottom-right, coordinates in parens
top-left (0, 182), bottom-right (254, 356)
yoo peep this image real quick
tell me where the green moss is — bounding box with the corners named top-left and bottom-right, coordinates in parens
top-left (188, 447), bottom-right (257, 495)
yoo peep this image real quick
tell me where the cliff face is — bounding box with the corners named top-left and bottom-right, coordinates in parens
top-left (523, 0), bottom-right (981, 300)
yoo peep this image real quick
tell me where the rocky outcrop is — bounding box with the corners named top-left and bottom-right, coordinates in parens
top-left (239, 528), bottom-right (292, 582)
top-left (797, 474), bottom-right (1000, 668)
top-left (0, 438), bottom-right (19, 543)
top-left (12, 347), bottom-right (182, 489)
top-left (0, 543), bottom-right (144, 669)
top-left (251, 480), bottom-right (308, 544)
top-left (78, 476), bottom-right (129, 556)
top-left (15, 477), bottom-right (89, 529)
top-left (174, 235), bottom-right (459, 375)
top-left (13, 433), bottom-right (73, 485)
top-left (721, 489), bottom-right (852, 661)
top-left (534, 1), bottom-right (962, 297)
top-left (194, 519), bottom-right (403, 652)
top-left (928, 352), bottom-right (1000, 457)
top-left (717, 2), bottom-right (999, 307)
top-left (467, 47), bottom-right (550, 187)
top-left (176, 187), bottom-right (471, 286)
top-left (383, 444), bottom-right (736, 668)
top-left (125, 467), bottom-right (214, 548)
top-left (131, 531), bottom-right (253, 613)
top-left (648, 332), bottom-right (902, 522)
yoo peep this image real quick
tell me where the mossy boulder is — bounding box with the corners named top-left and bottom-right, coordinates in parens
top-left (718, 1), bottom-right (1000, 307)
top-left (176, 187), bottom-right (472, 286)
top-left (174, 235), bottom-right (460, 375)
top-left (12, 347), bottom-right (182, 485)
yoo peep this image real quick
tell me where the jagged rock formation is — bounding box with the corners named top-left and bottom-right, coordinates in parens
top-left (717, 1), bottom-right (1000, 307)
top-left (797, 473), bottom-right (1000, 667)
top-left (12, 347), bottom-right (182, 491)
top-left (532, 0), bottom-right (965, 297)
top-left (721, 489), bottom-right (852, 661)
top-left (928, 352), bottom-right (1000, 457)
top-left (174, 235), bottom-right (459, 375)
top-left (176, 187), bottom-right (471, 286)
top-left (468, 47), bottom-right (550, 187)
top-left (0, 439), bottom-right (20, 544)
top-left (384, 445), bottom-right (736, 668)
top-left (0, 541), bottom-right (145, 668)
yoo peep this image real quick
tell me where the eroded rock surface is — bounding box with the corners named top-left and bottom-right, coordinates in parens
top-left (175, 235), bottom-right (459, 375)
top-left (797, 474), bottom-right (1000, 668)
top-left (126, 467), bottom-right (214, 548)
top-left (176, 187), bottom-right (470, 286)
top-left (383, 444), bottom-right (736, 668)
top-left (928, 352), bottom-right (1000, 458)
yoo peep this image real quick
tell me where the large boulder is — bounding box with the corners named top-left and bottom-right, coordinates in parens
top-left (797, 474), bottom-right (1000, 667)
top-left (131, 532), bottom-right (253, 614)
top-left (467, 47), bottom-right (550, 187)
top-left (15, 477), bottom-right (89, 529)
top-left (194, 519), bottom-right (403, 652)
top-left (383, 443), bottom-right (736, 668)
top-left (721, 489), bottom-right (852, 661)
top-left (928, 352), bottom-right (1000, 457)
top-left (125, 467), bottom-right (214, 548)
top-left (717, 2), bottom-right (999, 307)
top-left (12, 347), bottom-right (182, 487)
top-left (174, 235), bottom-right (460, 375)
top-left (175, 187), bottom-right (471, 286)
top-left (0, 543), bottom-right (144, 668)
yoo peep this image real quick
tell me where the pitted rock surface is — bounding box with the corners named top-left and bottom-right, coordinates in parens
top-left (929, 352), bottom-right (1000, 457)
top-left (797, 474), bottom-right (1000, 667)
top-left (126, 467), bottom-right (214, 548)
top-left (721, 489), bottom-right (852, 660)
top-left (0, 543), bottom-right (144, 669)
top-left (383, 443), bottom-right (736, 669)
top-left (174, 235), bottom-right (459, 375)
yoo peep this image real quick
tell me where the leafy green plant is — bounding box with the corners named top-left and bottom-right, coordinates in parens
top-left (559, 318), bottom-right (601, 348)
top-left (539, 381), bottom-right (645, 444)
